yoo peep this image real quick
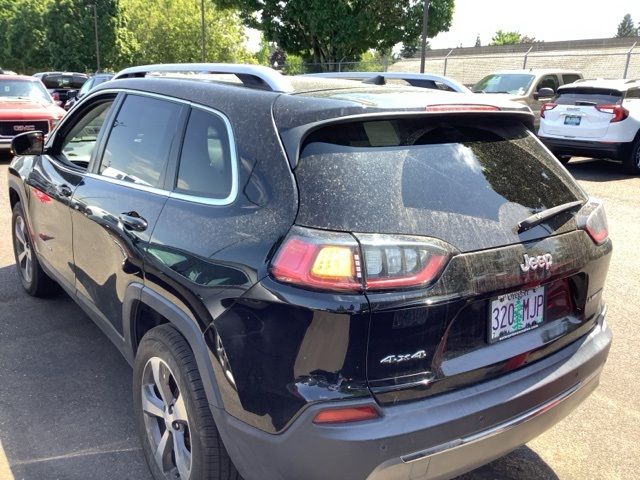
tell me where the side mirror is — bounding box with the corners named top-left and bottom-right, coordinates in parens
top-left (535, 87), bottom-right (555, 100)
top-left (11, 131), bottom-right (45, 156)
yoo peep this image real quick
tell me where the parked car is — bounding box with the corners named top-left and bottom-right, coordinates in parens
top-left (304, 71), bottom-right (472, 93)
top-left (64, 73), bottom-right (114, 110)
top-left (0, 74), bottom-right (66, 152)
top-left (472, 69), bottom-right (583, 127)
top-left (32, 71), bottom-right (88, 109)
top-left (8, 64), bottom-right (612, 480)
top-left (538, 79), bottom-right (640, 174)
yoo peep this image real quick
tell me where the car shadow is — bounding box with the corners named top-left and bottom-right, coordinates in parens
top-left (0, 264), bottom-right (153, 480)
top-left (0, 257), bottom-right (563, 480)
top-left (454, 445), bottom-right (559, 479)
top-left (565, 157), bottom-right (630, 182)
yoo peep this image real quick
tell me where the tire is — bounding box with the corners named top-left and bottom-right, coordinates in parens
top-left (623, 139), bottom-right (640, 175)
top-left (11, 201), bottom-right (57, 297)
top-left (133, 324), bottom-right (241, 480)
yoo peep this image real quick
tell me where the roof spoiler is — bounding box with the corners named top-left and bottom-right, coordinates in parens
top-left (279, 110), bottom-right (535, 169)
top-left (113, 63), bottom-right (294, 93)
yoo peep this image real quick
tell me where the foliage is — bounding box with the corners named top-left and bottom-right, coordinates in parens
top-left (0, 0), bottom-right (18, 68)
top-left (400, 37), bottom-right (429, 58)
top-left (490, 30), bottom-right (522, 46)
top-left (282, 54), bottom-right (304, 75)
top-left (6, 0), bottom-right (50, 72)
top-left (616, 13), bottom-right (637, 38)
top-left (214, 0), bottom-right (454, 69)
top-left (121, 0), bottom-right (252, 64)
top-left (44, 0), bottom-right (135, 72)
top-left (474, 34), bottom-right (481, 47)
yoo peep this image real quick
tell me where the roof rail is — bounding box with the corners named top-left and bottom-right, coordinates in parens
top-left (113, 63), bottom-right (294, 93)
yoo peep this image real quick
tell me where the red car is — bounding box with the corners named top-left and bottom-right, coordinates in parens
top-left (0, 74), bottom-right (66, 152)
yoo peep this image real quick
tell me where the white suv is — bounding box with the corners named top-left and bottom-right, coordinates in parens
top-left (538, 79), bottom-right (640, 174)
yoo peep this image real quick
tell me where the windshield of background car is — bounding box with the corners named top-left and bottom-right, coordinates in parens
top-left (472, 74), bottom-right (535, 95)
top-left (0, 80), bottom-right (51, 103)
top-left (295, 116), bottom-right (585, 250)
top-left (41, 74), bottom-right (86, 89)
top-left (555, 87), bottom-right (623, 106)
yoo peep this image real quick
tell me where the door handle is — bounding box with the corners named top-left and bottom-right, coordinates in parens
top-left (57, 185), bottom-right (73, 197)
top-left (119, 212), bottom-right (148, 232)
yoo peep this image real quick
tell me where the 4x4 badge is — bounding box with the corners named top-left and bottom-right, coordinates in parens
top-left (380, 350), bottom-right (427, 365)
top-left (520, 253), bottom-right (553, 272)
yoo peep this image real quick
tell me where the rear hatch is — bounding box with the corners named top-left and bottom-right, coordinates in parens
top-left (541, 87), bottom-right (623, 139)
top-left (291, 114), bottom-right (611, 403)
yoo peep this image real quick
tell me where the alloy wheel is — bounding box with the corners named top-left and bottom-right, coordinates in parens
top-left (141, 357), bottom-right (192, 480)
top-left (14, 216), bottom-right (33, 284)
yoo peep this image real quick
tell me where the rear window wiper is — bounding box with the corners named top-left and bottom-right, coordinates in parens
top-left (574, 101), bottom-right (597, 106)
top-left (517, 200), bottom-right (584, 234)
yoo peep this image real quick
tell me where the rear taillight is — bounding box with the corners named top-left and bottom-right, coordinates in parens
top-left (595, 104), bottom-right (629, 123)
top-left (357, 233), bottom-right (450, 290)
top-left (313, 405), bottom-right (379, 424)
top-left (270, 226), bottom-right (452, 292)
top-left (540, 102), bottom-right (557, 118)
top-left (270, 228), bottom-right (361, 292)
top-left (577, 200), bottom-right (609, 245)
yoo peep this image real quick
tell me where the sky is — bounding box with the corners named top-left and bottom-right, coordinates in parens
top-left (430, 0), bottom-right (640, 49)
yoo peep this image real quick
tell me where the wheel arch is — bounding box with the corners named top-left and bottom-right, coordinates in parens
top-left (123, 283), bottom-right (223, 409)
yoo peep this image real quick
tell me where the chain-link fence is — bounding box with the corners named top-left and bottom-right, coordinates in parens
top-left (393, 44), bottom-right (640, 86)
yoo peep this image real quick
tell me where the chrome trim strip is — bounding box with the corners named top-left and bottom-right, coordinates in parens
top-left (55, 89), bottom-right (239, 206)
top-left (85, 173), bottom-right (170, 197)
top-left (113, 63), bottom-right (294, 93)
top-left (400, 368), bottom-right (601, 464)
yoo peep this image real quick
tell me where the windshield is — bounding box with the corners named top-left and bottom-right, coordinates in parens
top-left (0, 80), bottom-right (52, 103)
top-left (295, 117), bottom-right (585, 252)
top-left (555, 88), bottom-right (623, 106)
top-left (473, 74), bottom-right (535, 95)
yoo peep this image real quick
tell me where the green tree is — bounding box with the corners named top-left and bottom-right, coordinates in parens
top-left (616, 13), bottom-right (637, 38)
top-left (490, 30), bottom-right (522, 46)
top-left (7, 0), bottom-right (51, 73)
top-left (121, 0), bottom-right (252, 64)
top-left (0, 0), bottom-right (18, 70)
top-left (474, 34), bottom-right (481, 47)
top-left (214, 0), bottom-right (454, 69)
top-left (44, 0), bottom-right (135, 72)
top-left (401, 37), bottom-right (429, 58)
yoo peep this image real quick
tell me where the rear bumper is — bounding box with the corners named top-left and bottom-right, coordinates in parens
top-left (213, 310), bottom-right (612, 480)
top-left (539, 136), bottom-right (628, 159)
top-left (0, 138), bottom-right (12, 151)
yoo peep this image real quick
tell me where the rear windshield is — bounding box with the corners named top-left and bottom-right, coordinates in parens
top-left (555, 88), bottom-right (623, 106)
top-left (296, 117), bottom-right (585, 250)
top-left (41, 74), bottom-right (87, 89)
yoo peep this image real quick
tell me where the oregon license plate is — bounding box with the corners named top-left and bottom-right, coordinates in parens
top-left (488, 287), bottom-right (545, 343)
top-left (564, 115), bottom-right (581, 126)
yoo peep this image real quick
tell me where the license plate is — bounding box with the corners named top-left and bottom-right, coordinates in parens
top-left (488, 287), bottom-right (545, 343)
top-left (564, 115), bottom-right (581, 126)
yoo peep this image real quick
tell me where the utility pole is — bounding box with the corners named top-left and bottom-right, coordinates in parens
top-left (420, 0), bottom-right (430, 73)
top-left (93, 2), bottom-right (100, 72)
top-left (200, 0), bottom-right (206, 62)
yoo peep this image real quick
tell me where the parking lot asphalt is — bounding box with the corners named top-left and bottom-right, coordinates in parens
top-left (0, 154), bottom-right (638, 480)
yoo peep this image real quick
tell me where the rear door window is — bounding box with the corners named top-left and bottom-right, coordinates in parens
top-left (98, 95), bottom-right (183, 188)
top-left (562, 74), bottom-right (581, 85)
top-left (174, 107), bottom-right (235, 200)
top-left (556, 88), bottom-right (623, 106)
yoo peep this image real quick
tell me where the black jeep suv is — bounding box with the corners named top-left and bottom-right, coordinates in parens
top-left (7, 64), bottom-right (612, 480)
